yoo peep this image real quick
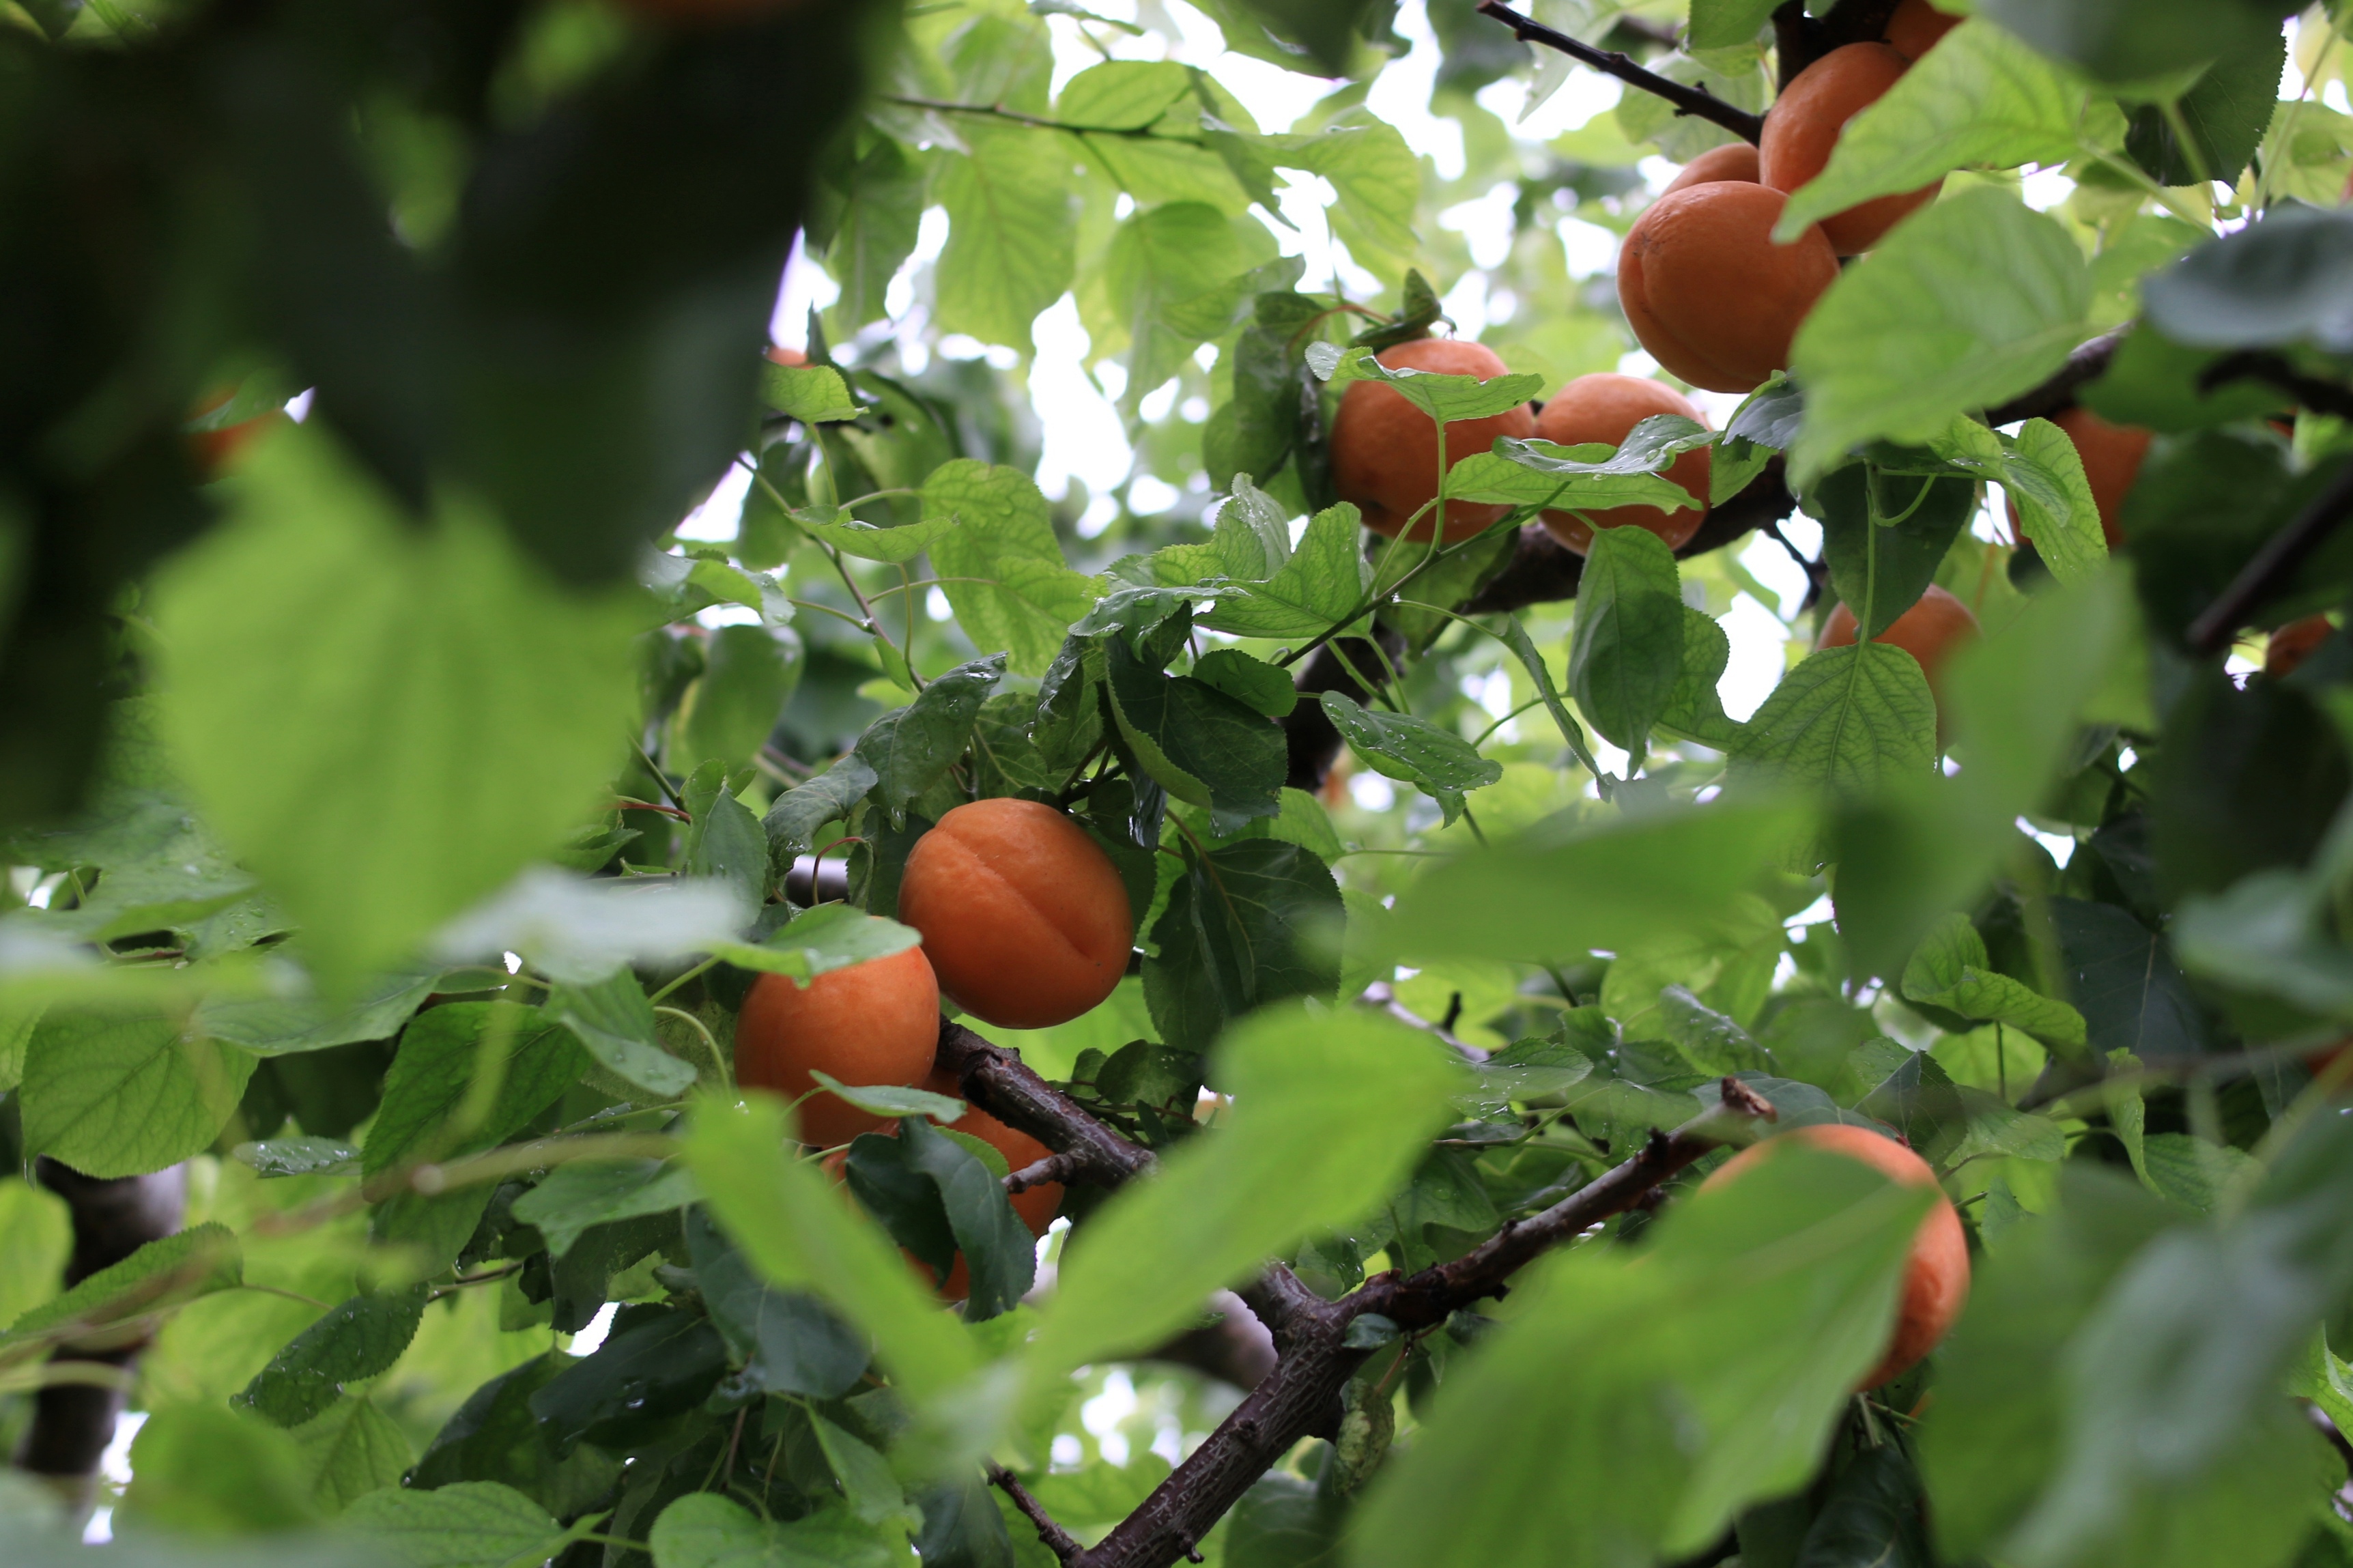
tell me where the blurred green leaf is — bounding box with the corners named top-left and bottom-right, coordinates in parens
top-left (343, 1480), bottom-right (572, 1568)
top-left (2141, 203), bottom-right (2353, 354)
top-left (924, 461), bottom-right (1096, 676)
top-left (709, 904), bottom-right (922, 984)
top-left (0, 1221), bottom-right (239, 1356)
top-left (651, 1492), bottom-right (901, 1568)
top-left (1104, 202), bottom-right (1256, 401)
top-left (1902, 914), bottom-right (2087, 1051)
top-left (289, 1393), bottom-right (410, 1515)
top-left (1976, 0), bottom-right (2299, 87)
top-left (684, 625), bottom-right (803, 775)
top-left (152, 427), bottom-right (638, 983)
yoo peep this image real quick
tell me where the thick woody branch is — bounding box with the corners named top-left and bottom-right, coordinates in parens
top-left (935, 1018), bottom-right (1155, 1188)
top-left (1984, 330), bottom-right (2126, 427)
top-left (1478, 1), bottom-right (1767, 145)
top-left (2199, 350), bottom-right (2353, 424)
top-left (1066, 1082), bottom-right (1775, 1568)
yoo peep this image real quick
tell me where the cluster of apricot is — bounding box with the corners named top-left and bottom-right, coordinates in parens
top-left (732, 797), bottom-right (1136, 1295)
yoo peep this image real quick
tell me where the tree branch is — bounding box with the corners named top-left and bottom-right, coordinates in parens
top-left (2187, 456), bottom-right (2353, 655)
top-left (1066, 1082), bottom-right (1776, 1568)
top-left (2199, 350), bottom-right (2353, 423)
top-left (1477, 1), bottom-right (1767, 145)
top-left (990, 1462), bottom-right (1086, 1563)
top-left (935, 1018), bottom-right (1156, 1188)
top-left (1983, 330), bottom-right (2126, 427)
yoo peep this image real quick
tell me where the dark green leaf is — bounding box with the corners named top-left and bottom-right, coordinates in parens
top-left (2142, 203), bottom-right (2353, 354)
top-left (2125, 31), bottom-right (2288, 186)
top-left (1105, 636), bottom-right (1285, 833)
top-left (1977, 0), bottom-right (2300, 87)
top-left (763, 755), bottom-right (879, 866)
top-left (856, 654), bottom-right (1006, 819)
top-left (1143, 840), bottom-right (1342, 1053)
top-left (1815, 465), bottom-right (1977, 640)
top-left (1569, 525), bottom-right (1686, 756)
top-left (238, 1285), bottom-right (429, 1428)
top-left (685, 1208), bottom-right (870, 1399)
top-left (1795, 1445), bottom-right (1933, 1568)
top-left (528, 1304), bottom-right (728, 1457)
top-left (546, 967), bottom-right (700, 1099)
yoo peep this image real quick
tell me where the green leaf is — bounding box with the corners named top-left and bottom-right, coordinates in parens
top-left (1388, 799), bottom-right (1814, 967)
top-left (362, 1003), bottom-right (586, 1178)
top-left (857, 655), bottom-right (1006, 818)
top-left (1687, 0), bottom-right (1781, 50)
top-left (923, 461), bottom-right (1096, 676)
top-left (685, 625), bottom-right (804, 774)
top-left (2141, 203), bottom-right (2353, 355)
top-left (343, 1480), bottom-right (573, 1568)
top-left (934, 122), bottom-right (1079, 352)
top-left (683, 1093), bottom-right (978, 1401)
top-left (2124, 31), bottom-right (2287, 186)
top-left (1104, 636), bottom-right (1285, 832)
top-left (1318, 692), bottom-right (1500, 825)
top-left (685, 1208), bottom-right (871, 1399)
top-left (0, 1221), bottom-right (240, 1356)
top-left (19, 1011), bottom-right (255, 1178)
top-left (763, 755), bottom-right (880, 865)
top-left (651, 1493), bottom-right (902, 1568)
top-left (1104, 202), bottom-right (1255, 400)
top-left (119, 1404), bottom-right (319, 1537)
top-left (1902, 915), bottom-right (2089, 1051)
top-left (814, 1415), bottom-right (917, 1532)
top-left (1157, 474), bottom-right (1294, 586)
top-left (1308, 343), bottom-right (1543, 423)
top-left (1489, 614), bottom-right (1606, 778)
top-left (2006, 419), bottom-right (2109, 584)
top-left (1711, 377), bottom-right (1803, 504)
top-left (1354, 1145), bottom-right (1931, 1568)
top-left (546, 967), bottom-right (700, 1098)
top-left (151, 425), bottom-right (639, 982)
top-left (1143, 840), bottom-right (1343, 1053)
top-left (1029, 1004), bottom-right (1465, 1379)
top-left (1442, 427), bottom-right (1705, 517)
top-left (812, 1073), bottom-right (967, 1122)
top-left (1195, 502), bottom-right (1371, 641)
top-left (1189, 648), bottom-right (1297, 717)
top-left (431, 869), bottom-right (752, 986)
top-left (1657, 608), bottom-right (1743, 750)
top-left (1815, 464), bottom-right (1978, 639)
top-left (195, 967), bottom-right (441, 1058)
top-left (1730, 642), bottom-right (1938, 800)
top-left (1569, 525), bottom-right (1687, 757)
top-left (683, 765), bottom-right (769, 914)
top-left (1790, 190), bottom-right (2091, 482)
top-left (818, 136), bottom-right (925, 333)
top-left (511, 1160), bottom-right (699, 1259)
top-left (239, 1285), bottom-right (430, 1427)
top-left (760, 363), bottom-right (860, 424)
top-left (1777, 23), bottom-right (2092, 240)
top-left (1055, 59), bottom-right (1190, 130)
top-left (709, 904), bottom-right (923, 984)
top-left (803, 511), bottom-right (962, 564)
top-left (527, 1309), bottom-right (722, 1459)
top-left (291, 1393), bottom-right (412, 1515)
top-left (1274, 118), bottom-right (1423, 284)
top-left (885, 1115), bottom-right (1036, 1318)
top-left (1976, 0), bottom-right (2298, 87)
top-left (234, 1136), bottom-right (362, 1179)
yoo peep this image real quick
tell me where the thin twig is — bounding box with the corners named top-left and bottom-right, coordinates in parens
top-left (1477, 0), bottom-right (1766, 145)
top-left (2187, 457), bottom-right (2353, 655)
top-left (989, 1462), bottom-right (1086, 1564)
top-left (886, 94), bottom-right (1205, 145)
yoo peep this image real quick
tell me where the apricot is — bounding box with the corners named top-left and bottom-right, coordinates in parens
top-left (1660, 141), bottom-right (1760, 198)
top-left (1761, 44), bottom-right (1943, 255)
top-left (1328, 339), bottom-right (1538, 542)
top-left (898, 798), bottom-right (1135, 1030)
top-left (1618, 182), bottom-right (1839, 394)
top-left (186, 387), bottom-right (288, 476)
top-left (764, 345), bottom-right (808, 367)
top-left (1884, 0), bottom-right (1964, 59)
top-left (1703, 1122), bottom-right (1969, 1388)
top-left (1817, 582), bottom-right (1980, 713)
top-left (1532, 375), bottom-right (1712, 554)
top-left (736, 943), bottom-right (941, 1148)
top-left (2267, 614), bottom-right (2335, 679)
top-left (2014, 406), bottom-right (2150, 552)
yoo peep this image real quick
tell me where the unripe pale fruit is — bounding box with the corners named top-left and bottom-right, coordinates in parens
top-left (2006, 406), bottom-right (2151, 551)
top-left (2267, 615), bottom-right (2335, 679)
top-left (924, 1070), bottom-right (1062, 1236)
top-left (1618, 182), bottom-right (1840, 394)
top-left (1885, 0), bottom-right (1965, 59)
top-left (736, 944), bottom-right (941, 1149)
top-left (1328, 339), bottom-right (1538, 542)
top-left (1660, 141), bottom-right (1761, 197)
top-left (898, 798), bottom-right (1135, 1030)
top-left (1817, 582), bottom-right (1980, 713)
top-left (1704, 1122), bottom-right (1969, 1388)
top-left (1761, 44), bottom-right (1943, 255)
top-left (1532, 375), bottom-right (1712, 554)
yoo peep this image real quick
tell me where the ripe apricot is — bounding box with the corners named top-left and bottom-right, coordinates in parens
top-left (1884, 0), bottom-right (1964, 59)
top-left (1618, 182), bottom-right (1839, 394)
top-left (1660, 141), bottom-right (1760, 198)
top-left (898, 798), bottom-right (1135, 1030)
top-left (1532, 375), bottom-right (1712, 554)
top-left (1817, 582), bottom-right (1980, 713)
top-left (736, 943), bottom-right (941, 1148)
top-left (1328, 339), bottom-right (1538, 542)
top-left (1704, 1122), bottom-right (1969, 1388)
top-left (1761, 44), bottom-right (1942, 255)
top-left (2267, 615), bottom-right (2335, 679)
top-left (764, 345), bottom-right (808, 367)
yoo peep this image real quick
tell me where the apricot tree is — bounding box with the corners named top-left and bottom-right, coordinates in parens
top-left (1, 3), bottom-right (2352, 1568)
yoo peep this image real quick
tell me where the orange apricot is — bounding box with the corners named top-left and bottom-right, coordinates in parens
top-left (764, 345), bottom-right (808, 366)
top-left (1817, 582), bottom-right (1980, 712)
top-left (898, 798), bottom-right (1135, 1030)
top-left (736, 943), bottom-right (941, 1149)
top-left (1532, 375), bottom-right (1712, 554)
top-left (1618, 182), bottom-right (1840, 394)
top-left (1884, 0), bottom-right (1964, 59)
top-left (1760, 43), bottom-right (1943, 255)
top-left (1704, 1122), bottom-right (1969, 1388)
top-left (1328, 339), bottom-right (1538, 542)
top-left (1660, 141), bottom-right (1761, 198)
top-left (2267, 614), bottom-right (2336, 679)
